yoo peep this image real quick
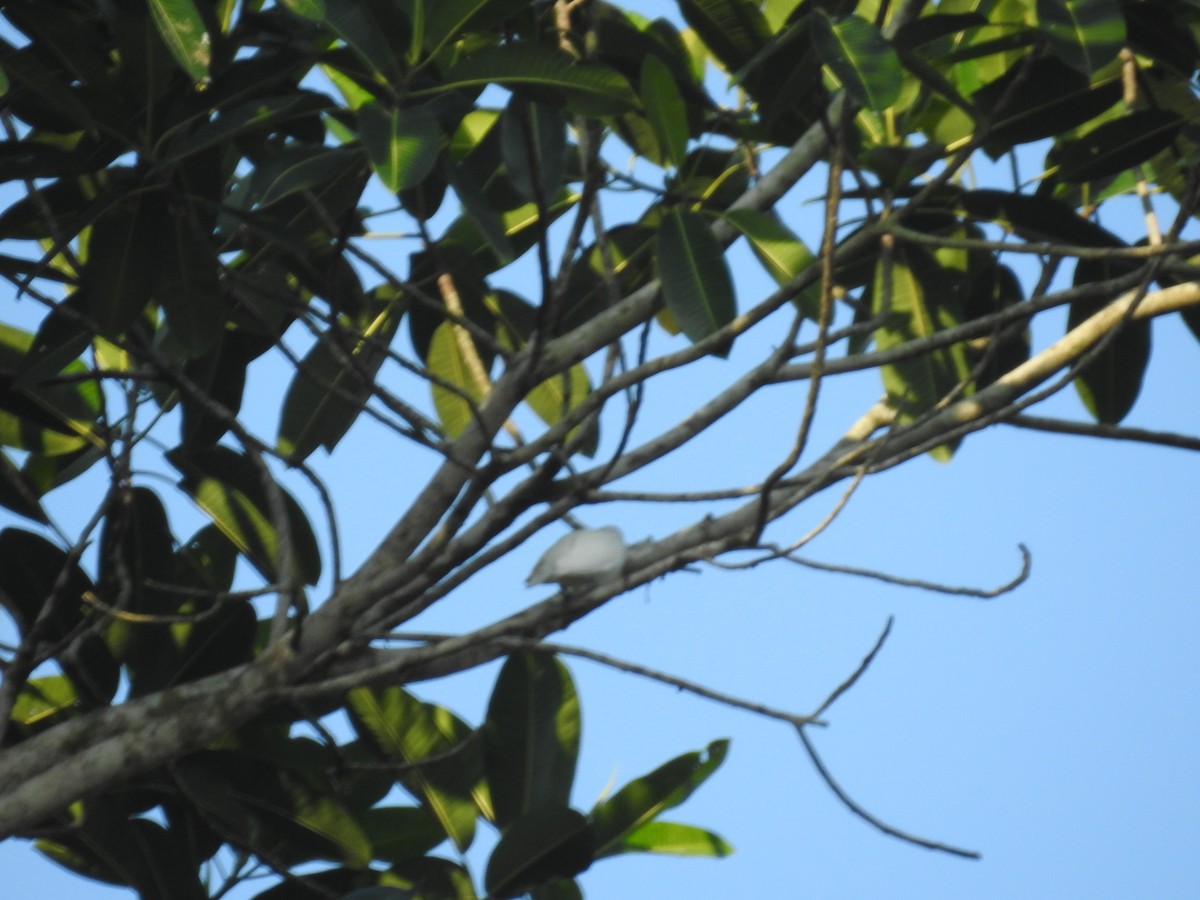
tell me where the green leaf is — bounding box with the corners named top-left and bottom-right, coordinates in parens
top-left (591, 739), bottom-right (729, 858)
top-left (614, 820), bottom-right (733, 857)
top-left (678, 0), bottom-right (772, 73)
top-left (156, 208), bottom-right (224, 358)
top-left (164, 92), bottom-right (335, 164)
top-left (278, 288), bottom-right (404, 461)
top-left (11, 675), bottom-right (78, 726)
top-left (82, 192), bottom-right (164, 340)
top-left (0, 323), bottom-right (102, 456)
top-left (423, 0), bottom-right (531, 58)
top-left (359, 807), bottom-right (448, 864)
top-left (281, 0), bottom-right (407, 80)
top-left (811, 11), bottom-right (903, 111)
top-left (256, 147), bottom-right (365, 208)
top-left (869, 244), bottom-right (972, 460)
top-left (1056, 111), bottom-right (1183, 183)
top-left (958, 189), bottom-right (1124, 247)
top-left (501, 96), bottom-right (568, 204)
top-left (1037, 0), bottom-right (1126, 76)
top-left (639, 54), bottom-right (689, 168)
top-left (721, 207), bottom-right (819, 317)
top-left (427, 320), bottom-right (488, 440)
top-left (358, 103), bottom-right (443, 193)
top-left (655, 208), bottom-right (737, 355)
top-left (0, 451), bottom-right (48, 523)
top-left (971, 56), bottom-right (1122, 157)
top-left (167, 446), bottom-right (322, 585)
top-left (435, 45), bottom-right (639, 116)
top-left (484, 653), bottom-right (581, 829)
top-left (1069, 257), bottom-right (1150, 424)
top-left (485, 807), bottom-right (593, 900)
top-left (347, 686), bottom-right (484, 852)
top-left (175, 751), bottom-right (374, 868)
top-left (147, 0), bottom-right (212, 84)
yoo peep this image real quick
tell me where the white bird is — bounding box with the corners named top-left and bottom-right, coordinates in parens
top-left (526, 526), bottom-right (627, 587)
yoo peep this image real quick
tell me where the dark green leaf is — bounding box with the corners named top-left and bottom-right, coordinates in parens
top-left (168, 446), bottom-right (322, 585)
top-left (1069, 256), bottom-right (1150, 423)
top-left (958, 189), bottom-right (1124, 247)
top-left (501, 97), bottom-right (568, 203)
top-left (436, 45), bottom-right (638, 116)
top-left (678, 0), bottom-right (772, 73)
top-left (358, 103), bottom-right (443, 193)
top-left (281, 0), bottom-right (407, 81)
top-left (1057, 111), bottom-right (1183, 183)
top-left (655, 208), bottom-right (737, 354)
top-left (0, 451), bottom-right (48, 523)
top-left (810, 11), bottom-right (903, 110)
top-left (484, 653), bottom-right (581, 829)
top-left (1037, 0), bottom-right (1126, 75)
top-left (82, 192), bottom-right (165, 339)
top-left (278, 287), bottom-right (405, 461)
top-left (485, 807), bottom-right (593, 900)
top-left (972, 56), bottom-right (1122, 156)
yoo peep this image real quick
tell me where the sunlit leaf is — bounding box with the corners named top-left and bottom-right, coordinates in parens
top-left (811, 11), bottom-right (902, 111)
top-left (358, 103), bottom-right (442, 193)
top-left (427, 320), bottom-right (488, 440)
top-left (591, 739), bottom-right (728, 858)
top-left (147, 0), bottom-right (212, 84)
top-left (612, 820), bottom-right (733, 857)
top-left (1037, 0), bottom-right (1125, 76)
top-left (168, 446), bottom-right (322, 584)
top-left (347, 686), bottom-right (483, 852)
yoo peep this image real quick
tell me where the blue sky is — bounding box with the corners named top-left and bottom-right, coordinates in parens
top-left (3, 1), bottom-right (1200, 898)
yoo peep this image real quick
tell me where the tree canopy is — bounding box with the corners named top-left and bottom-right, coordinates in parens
top-left (1, 0), bottom-right (1198, 897)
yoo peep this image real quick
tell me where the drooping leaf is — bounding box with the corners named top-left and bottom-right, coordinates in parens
top-left (1069, 256), bottom-right (1150, 424)
top-left (591, 740), bottom-right (729, 858)
top-left (501, 96), bottom-right (568, 204)
top-left (347, 686), bottom-right (485, 853)
top-left (639, 54), bottom-right (689, 168)
top-left (721, 207), bottom-right (820, 317)
top-left (678, 0), bottom-right (772, 73)
top-left (1037, 0), bottom-right (1126, 76)
top-left (147, 0), bottom-right (212, 84)
top-left (167, 445), bottom-right (322, 585)
top-left (655, 208), bottom-right (736, 354)
top-left (0, 323), bottom-right (102, 456)
top-left (869, 244), bottom-right (972, 460)
top-left (278, 287), bottom-right (405, 461)
top-left (358, 103), bottom-right (443, 193)
top-left (82, 192), bottom-right (165, 339)
top-left (484, 653), bottom-right (581, 829)
top-left (810, 11), bottom-right (903, 111)
top-left (484, 806), bottom-right (593, 900)
top-left (280, 0), bottom-right (408, 81)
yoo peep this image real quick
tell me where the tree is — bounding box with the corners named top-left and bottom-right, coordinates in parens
top-left (1, 0), bottom-right (1198, 896)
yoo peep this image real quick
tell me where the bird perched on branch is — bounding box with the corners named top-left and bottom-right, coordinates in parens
top-left (526, 526), bottom-right (627, 588)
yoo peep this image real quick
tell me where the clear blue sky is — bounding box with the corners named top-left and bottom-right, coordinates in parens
top-left (3, 1), bottom-right (1200, 897)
